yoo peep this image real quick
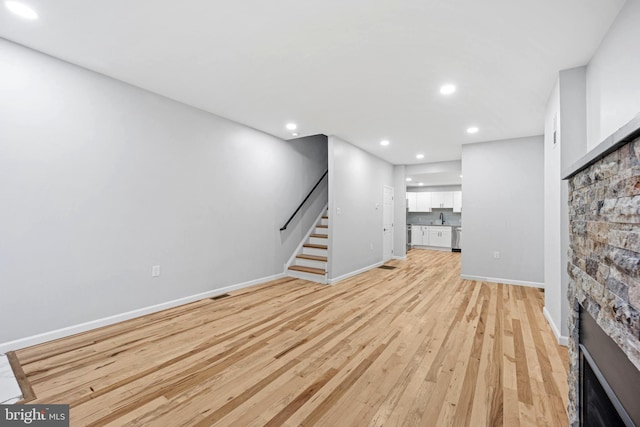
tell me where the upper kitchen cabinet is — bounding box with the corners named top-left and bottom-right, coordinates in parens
top-left (407, 192), bottom-right (432, 212)
top-left (416, 192), bottom-right (432, 212)
top-left (407, 192), bottom-right (417, 212)
top-left (453, 191), bottom-right (462, 213)
top-left (408, 191), bottom-right (462, 212)
top-left (431, 191), bottom-right (454, 209)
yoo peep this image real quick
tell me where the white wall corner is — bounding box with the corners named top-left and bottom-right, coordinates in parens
top-left (543, 306), bottom-right (569, 347)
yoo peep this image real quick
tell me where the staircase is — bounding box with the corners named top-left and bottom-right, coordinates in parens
top-left (287, 209), bottom-right (329, 284)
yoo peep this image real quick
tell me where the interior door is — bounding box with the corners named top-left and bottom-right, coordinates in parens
top-left (383, 186), bottom-right (394, 262)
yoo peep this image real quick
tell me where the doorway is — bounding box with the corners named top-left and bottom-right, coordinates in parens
top-left (383, 186), bottom-right (394, 262)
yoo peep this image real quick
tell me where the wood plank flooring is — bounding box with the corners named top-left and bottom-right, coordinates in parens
top-left (13, 250), bottom-right (569, 426)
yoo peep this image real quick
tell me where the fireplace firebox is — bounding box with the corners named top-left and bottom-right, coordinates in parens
top-left (579, 308), bottom-right (640, 427)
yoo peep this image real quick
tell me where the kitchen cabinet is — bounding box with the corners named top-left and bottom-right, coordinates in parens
top-left (453, 191), bottom-right (462, 212)
top-left (411, 226), bottom-right (452, 248)
top-left (409, 191), bottom-right (460, 211)
top-left (406, 192), bottom-right (417, 212)
top-left (428, 226), bottom-right (452, 248)
top-left (407, 192), bottom-right (431, 212)
top-left (416, 192), bottom-right (432, 212)
top-left (431, 192), bottom-right (454, 209)
top-left (411, 225), bottom-right (427, 245)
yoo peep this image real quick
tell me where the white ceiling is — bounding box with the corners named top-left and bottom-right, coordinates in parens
top-left (0, 0), bottom-right (625, 165)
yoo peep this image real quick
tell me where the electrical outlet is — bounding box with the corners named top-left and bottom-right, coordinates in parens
top-left (493, 251), bottom-right (500, 259)
top-left (152, 265), bottom-right (161, 277)
top-left (370, 242), bottom-right (374, 250)
top-left (336, 207), bottom-right (341, 215)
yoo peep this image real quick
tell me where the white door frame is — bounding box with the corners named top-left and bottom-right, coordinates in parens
top-left (383, 185), bottom-right (394, 262)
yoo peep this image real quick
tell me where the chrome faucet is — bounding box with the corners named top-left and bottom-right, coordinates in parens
top-left (439, 212), bottom-right (445, 224)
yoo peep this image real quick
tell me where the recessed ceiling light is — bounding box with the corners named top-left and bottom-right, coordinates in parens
top-left (416, 154), bottom-right (424, 159)
top-left (286, 123), bottom-right (297, 131)
top-left (460, 175), bottom-right (463, 178)
top-left (380, 140), bottom-right (390, 146)
top-left (406, 177), bottom-right (412, 182)
top-left (466, 126), bottom-right (479, 134)
top-left (5, 1), bottom-right (38, 19)
top-left (439, 84), bottom-right (456, 95)
top-left (418, 182), bottom-right (424, 186)
top-left (291, 132), bottom-right (299, 137)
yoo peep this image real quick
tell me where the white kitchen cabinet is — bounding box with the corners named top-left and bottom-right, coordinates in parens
top-left (431, 192), bottom-right (454, 209)
top-left (406, 192), bottom-right (417, 212)
top-left (453, 191), bottom-right (462, 213)
top-left (412, 226), bottom-right (452, 248)
top-left (411, 225), bottom-right (426, 246)
top-left (428, 226), bottom-right (452, 248)
top-left (407, 192), bottom-right (431, 212)
top-left (416, 192), bottom-right (432, 212)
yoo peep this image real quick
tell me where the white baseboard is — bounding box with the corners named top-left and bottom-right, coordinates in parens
top-left (392, 255), bottom-right (407, 260)
top-left (460, 274), bottom-right (544, 289)
top-left (0, 272), bottom-right (285, 355)
top-left (543, 307), bottom-right (569, 347)
top-left (328, 261), bottom-right (384, 285)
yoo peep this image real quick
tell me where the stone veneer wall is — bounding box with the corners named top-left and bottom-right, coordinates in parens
top-left (567, 135), bottom-right (640, 426)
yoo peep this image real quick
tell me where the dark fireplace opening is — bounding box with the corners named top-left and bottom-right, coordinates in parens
top-left (580, 346), bottom-right (632, 426)
top-left (579, 308), bottom-right (640, 427)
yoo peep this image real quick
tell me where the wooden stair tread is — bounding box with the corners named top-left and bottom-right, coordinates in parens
top-left (288, 265), bottom-right (326, 275)
top-left (296, 254), bottom-right (328, 262)
top-left (310, 233), bottom-right (328, 238)
top-left (316, 225), bottom-right (328, 228)
top-left (322, 216), bottom-right (329, 219)
top-left (303, 243), bottom-right (328, 250)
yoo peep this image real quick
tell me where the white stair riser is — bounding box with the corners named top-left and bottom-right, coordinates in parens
top-left (295, 258), bottom-right (327, 269)
top-left (315, 226), bottom-right (328, 234)
top-left (303, 247), bottom-right (327, 257)
top-left (320, 218), bottom-right (329, 226)
top-left (309, 236), bottom-right (328, 246)
top-left (288, 269), bottom-right (328, 284)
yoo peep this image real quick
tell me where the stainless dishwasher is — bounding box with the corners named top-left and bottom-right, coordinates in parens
top-left (452, 227), bottom-right (462, 252)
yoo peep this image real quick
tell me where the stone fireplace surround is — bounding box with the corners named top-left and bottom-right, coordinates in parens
top-left (564, 115), bottom-right (640, 426)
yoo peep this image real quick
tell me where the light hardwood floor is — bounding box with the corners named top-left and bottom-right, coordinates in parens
top-left (14, 250), bottom-right (568, 426)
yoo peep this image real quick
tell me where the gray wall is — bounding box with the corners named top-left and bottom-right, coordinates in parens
top-left (409, 185), bottom-right (462, 192)
top-left (0, 39), bottom-right (328, 343)
top-left (328, 136), bottom-right (394, 280)
top-left (461, 136), bottom-right (544, 285)
top-left (586, 0), bottom-right (640, 149)
top-left (405, 160), bottom-right (461, 175)
top-left (544, 80), bottom-right (564, 340)
top-left (544, 67), bottom-right (585, 342)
